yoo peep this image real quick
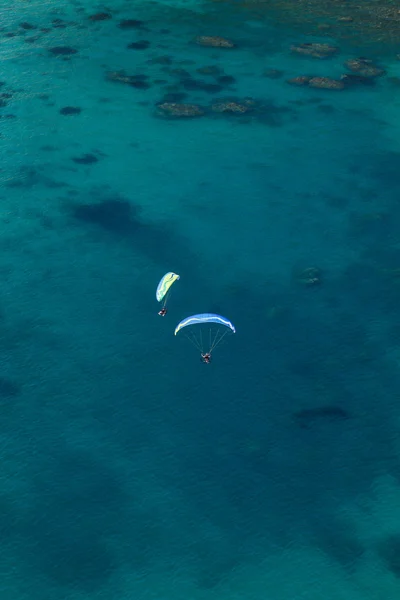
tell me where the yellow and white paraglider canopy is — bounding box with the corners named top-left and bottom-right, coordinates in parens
top-left (156, 272), bottom-right (180, 306)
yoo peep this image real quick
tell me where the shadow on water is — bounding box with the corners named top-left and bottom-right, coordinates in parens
top-left (66, 190), bottom-right (206, 277)
top-left (18, 445), bottom-right (167, 590)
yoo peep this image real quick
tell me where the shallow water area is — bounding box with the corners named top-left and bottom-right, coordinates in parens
top-left (1, 1), bottom-right (400, 599)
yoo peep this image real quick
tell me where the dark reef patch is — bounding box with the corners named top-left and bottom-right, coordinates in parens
top-left (341, 74), bottom-right (376, 87)
top-left (293, 405), bottom-right (351, 428)
top-left (312, 516), bottom-right (365, 570)
top-left (127, 41), bottom-right (150, 50)
top-left (71, 198), bottom-right (141, 235)
top-left (23, 449), bottom-right (130, 591)
top-left (72, 154), bottom-right (99, 165)
top-left (20, 22), bottom-right (37, 30)
top-left (218, 75), bottom-right (236, 85)
top-left (89, 13), bottom-right (112, 21)
top-left (0, 377), bottom-right (20, 397)
top-left (49, 46), bottom-right (77, 56)
top-left (60, 106), bottom-right (81, 115)
top-left (147, 55), bottom-right (173, 65)
top-left (196, 66), bottom-right (222, 76)
top-left (118, 19), bottom-right (144, 29)
top-left (106, 71), bottom-right (150, 89)
top-left (377, 534), bottom-right (400, 577)
top-left (182, 78), bottom-right (222, 93)
top-left (0, 92), bottom-right (12, 108)
top-left (130, 79), bottom-right (151, 89)
top-left (160, 92), bottom-right (188, 103)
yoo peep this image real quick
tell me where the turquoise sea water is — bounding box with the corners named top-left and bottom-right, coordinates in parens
top-left (2, 1), bottom-right (400, 598)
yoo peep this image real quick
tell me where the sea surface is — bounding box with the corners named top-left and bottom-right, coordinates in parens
top-left (1, 1), bottom-right (400, 599)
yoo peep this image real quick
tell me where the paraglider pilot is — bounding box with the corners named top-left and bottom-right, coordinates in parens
top-left (201, 353), bottom-right (212, 364)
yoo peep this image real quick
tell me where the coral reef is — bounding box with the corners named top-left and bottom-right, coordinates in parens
top-left (344, 58), bottom-right (385, 78)
top-left (287, 76), bottom-right (344, 89)
top-left (211, 100), bottom-right (254, 114)
top-left (291, 42), bottom-right (338, 59)
top-left (195, 36), bottom-right (235, 48)
top-left (155, 103), bottom-right (205, 118)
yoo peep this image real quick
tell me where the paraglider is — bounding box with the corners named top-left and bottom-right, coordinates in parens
top-left (174, 313), bottom-right (236, 363)
top-left (156, 272), bottom-right (180, 316)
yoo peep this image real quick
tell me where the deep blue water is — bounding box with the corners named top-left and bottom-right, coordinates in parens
top-left (1, 0), bottom-right (400, 598)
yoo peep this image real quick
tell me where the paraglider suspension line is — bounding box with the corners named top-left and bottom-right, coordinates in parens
top-left (184, 327), bottom-right (230, 354)
top-left (185, 331), bottom-right (204, 353)
top-left (162, 290), bottom-right (171, 309)
top-left (209, 328), bottom-right (228, 352)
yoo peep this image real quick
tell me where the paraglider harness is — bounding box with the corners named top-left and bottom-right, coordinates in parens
top-left (201, 353), bottom-right (212, 364)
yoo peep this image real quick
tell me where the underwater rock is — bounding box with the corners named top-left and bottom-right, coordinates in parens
top-left (308, 77), bottom-right (345, 90)
top-left (195, 36), bottom-right (235, 48)
top-left (72, 153), bottom-right (98, 164)
top-left (118, 19), bottom-right (144, 29)
top-left (156, 102), bottom-right (205, 118)
top-left (211, 100), bottom-right (253, 114)
top-left (296, 267), bottom-right (321, 285)
top-left (344, 58), bottom-right (385, 78)
top-left (291, 43), bottom-right (338, 58)
top-left (127, 40), bottom-right (150, 50)
top-left (287, 75), bottom-right (344, 89)
top-left (106, 71), bottom-right (150, 88)
top-left (60, 106), bottom-right (81, 115)
top-left (210, 97), bottom-right (295, 124)
top-left (106, 70), bottom-right (136, 83)
top-left (287, 75), bottom-right (311, 86)
top-left (89, 12), bottom-right (112, 21)
top-left (49, 46), bottom-right (77, 55)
